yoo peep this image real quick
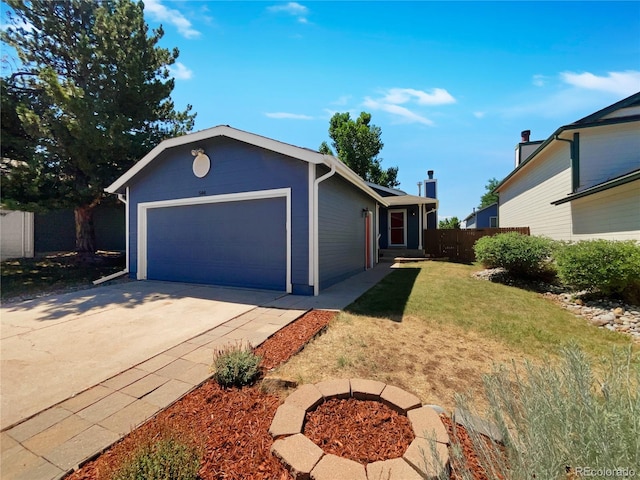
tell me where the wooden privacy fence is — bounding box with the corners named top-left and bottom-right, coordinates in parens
top-left (424, 227), bottom-right (530, 262)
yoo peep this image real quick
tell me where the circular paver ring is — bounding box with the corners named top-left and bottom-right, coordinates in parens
top-left (268, 378), bottom-right (450, 480)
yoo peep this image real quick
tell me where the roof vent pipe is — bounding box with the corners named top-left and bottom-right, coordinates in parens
top-left (521, 130), bottom-right (531, 142)
top-left (427, 170), bottom-right (434, 180)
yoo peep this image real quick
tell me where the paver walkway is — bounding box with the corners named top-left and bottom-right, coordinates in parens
top-left (1, 263), bottom-right (395, 480)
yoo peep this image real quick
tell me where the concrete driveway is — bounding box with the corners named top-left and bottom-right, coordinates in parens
top-left (0, 281), bottom-right (283, 430)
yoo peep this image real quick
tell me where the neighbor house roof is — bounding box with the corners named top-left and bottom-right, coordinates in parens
top-left (365, 182), bottom-right (408, 196)
top-left (105, 125), bottom-right (388, 205)
top-left (462, 202), bottom-right (497, 223)
top-left (495, 92), bottom-right (640, 193)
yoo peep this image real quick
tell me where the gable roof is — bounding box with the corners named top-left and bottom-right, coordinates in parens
top-left (105, 125), bottom-right (386, 204)
top-left (366, 182), bottom-right (408, 196)
top-left (463, 202), bottom-right (497, 222)
top-left (495, 92), bottom-right (640, 193)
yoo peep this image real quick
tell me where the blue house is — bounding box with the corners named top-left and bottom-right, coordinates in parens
top-left (462, 202), bottom-right (498, 229)
top-left (106, 126), bottom-right (437, 295)
top-left (369, 171), bottom-right (438, 252)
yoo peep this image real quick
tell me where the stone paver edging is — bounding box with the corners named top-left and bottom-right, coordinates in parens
top-left (270, 379), bottom-right (450, 480)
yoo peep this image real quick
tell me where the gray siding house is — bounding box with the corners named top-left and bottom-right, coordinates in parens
top-left (106, 126), bottom-right (437, 295)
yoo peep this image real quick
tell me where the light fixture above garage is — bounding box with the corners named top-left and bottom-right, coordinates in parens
top-left (191, 148), bottom-right (211, 178)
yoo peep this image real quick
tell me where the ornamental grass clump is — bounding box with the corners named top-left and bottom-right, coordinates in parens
top-left (555, 239), bottom-right (640, 304)
top-left (212, 342), bottom-right (262, 388)
top-left (451, 346), bottom-right (640, 479)
top-left (473, 233), bottom-right (557, 279)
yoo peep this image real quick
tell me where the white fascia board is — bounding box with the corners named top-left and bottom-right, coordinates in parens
top-left (106, 125), bottom-right (327, 194)
top-left (324, 156), bottom-right (388, 205)
top-left (386, 195), bottom-right (438, 207)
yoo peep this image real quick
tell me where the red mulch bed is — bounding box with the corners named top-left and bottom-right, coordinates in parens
top-left (304, 397), bottom-right (414, 464)
top-left (67, 309), bottom-right (498, 480)
top-left (254, 310), bottom-right (336, 370)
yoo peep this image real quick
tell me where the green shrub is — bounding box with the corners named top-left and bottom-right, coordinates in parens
top-left (111, 434), bottom-right (201, 480)
top-left (473, 233), bottom-right (556, 278)
top-left (452, 346), bottom-right (640, 479)
top-left (555, 239), bottom-right (640, 302)
top-left (212, 342), bottom-right (261, 388)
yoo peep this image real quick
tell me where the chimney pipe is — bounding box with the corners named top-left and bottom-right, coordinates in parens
top-left (427, 170), bottom-right (434, 180)
top-left (417, 181), bottom-right (422, 196)
top-left (521, 130), bottom-right (531, 142)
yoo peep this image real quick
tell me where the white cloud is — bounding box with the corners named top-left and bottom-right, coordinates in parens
top-left (561, 70), bottom-right (640, 96)
top-left (382, 88), bottom-right (456, 106)
top-left (267, 2), bottom-right (309, 23)
top-left (363, 97), bottom-right (433, 125)
top-left (532, 74), bottom-right (548, 87)
top-left (361, 87), bottom-right (454, 125)
top-left (500, 70), bottom-right (640, 121)
top-left (144, 0), bottom-right (200, 39)
top-left (265, 112), bottom-right (313, 120)
top-left (168, 62), bottom-right (193, 80)
top-left (473, 111), bottom-right (486, 119)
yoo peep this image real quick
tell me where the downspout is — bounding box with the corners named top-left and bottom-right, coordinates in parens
top-left (418, 204), bottom-right (423, 250)
top-left (313, 163), bottom-right (336, 296)
top-left (555, 132), bottom-right (580, 193)
top-left (93, 187), bottom-right (129, 285)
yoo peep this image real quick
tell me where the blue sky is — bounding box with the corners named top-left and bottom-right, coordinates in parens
top-left (6, 1), bottom-right (640, 219)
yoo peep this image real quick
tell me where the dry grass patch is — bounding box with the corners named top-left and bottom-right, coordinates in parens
top-left (272, 312), bottom-right (525, 414)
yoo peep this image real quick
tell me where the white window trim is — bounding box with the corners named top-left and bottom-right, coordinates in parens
top-left (137, 188), bottom-right (292, 293)
top-left (388, 208), bottom-right (407, 247)
top-left (489, 216), bottom-right (498, 228)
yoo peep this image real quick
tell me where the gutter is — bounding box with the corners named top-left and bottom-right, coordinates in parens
top-left (93, 269), bottom-right (128, 285)
top-left (554, 132), bottom-right (580, 192)
top-left (94, 187), bottom-right (130, 285)
top-left (312, 162), bottom-right (336, 296)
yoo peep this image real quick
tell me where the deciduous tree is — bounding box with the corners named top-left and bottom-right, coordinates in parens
top-left (1, 0), bottom-right (195, 253)
top-left (320, 112), bottom-right (399, 188)
top-left (479, 177), bottom-right (500, 208)
top-left (439, 216), bottom-right (461, 229)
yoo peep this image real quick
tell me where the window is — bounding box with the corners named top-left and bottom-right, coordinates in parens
top-left (489, 216), bottom-right (498, 228)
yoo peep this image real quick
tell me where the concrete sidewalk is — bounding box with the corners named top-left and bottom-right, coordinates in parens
top-left (1, 263), bottom-right (395, 480)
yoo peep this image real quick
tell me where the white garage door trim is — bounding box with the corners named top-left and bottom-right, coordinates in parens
top-left (137, 188), bottom-right (292, 293)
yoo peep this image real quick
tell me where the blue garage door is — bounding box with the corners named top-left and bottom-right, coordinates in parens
top-left (146, 198), bottom-right (286, 290)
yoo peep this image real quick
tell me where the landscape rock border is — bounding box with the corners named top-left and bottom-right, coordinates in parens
top-left (269, 378), bottom-right (450, 480)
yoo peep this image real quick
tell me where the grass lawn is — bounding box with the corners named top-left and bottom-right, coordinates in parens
top-left (1, 251), bottom-right (125, 301)
top-left (273, 262), bottom-right (636, 413)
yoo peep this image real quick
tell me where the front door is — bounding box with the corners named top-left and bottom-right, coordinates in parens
top-left (388, 209), bottom-right (406, 246)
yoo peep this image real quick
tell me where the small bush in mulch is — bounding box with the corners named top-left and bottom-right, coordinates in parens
top-left (109, 432), bottom-right (201, 480)
top-left (212, 343), bottom-right (262, 388)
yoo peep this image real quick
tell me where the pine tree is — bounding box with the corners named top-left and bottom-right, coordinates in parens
top-left (1, 0), bottom-right (196, 252)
